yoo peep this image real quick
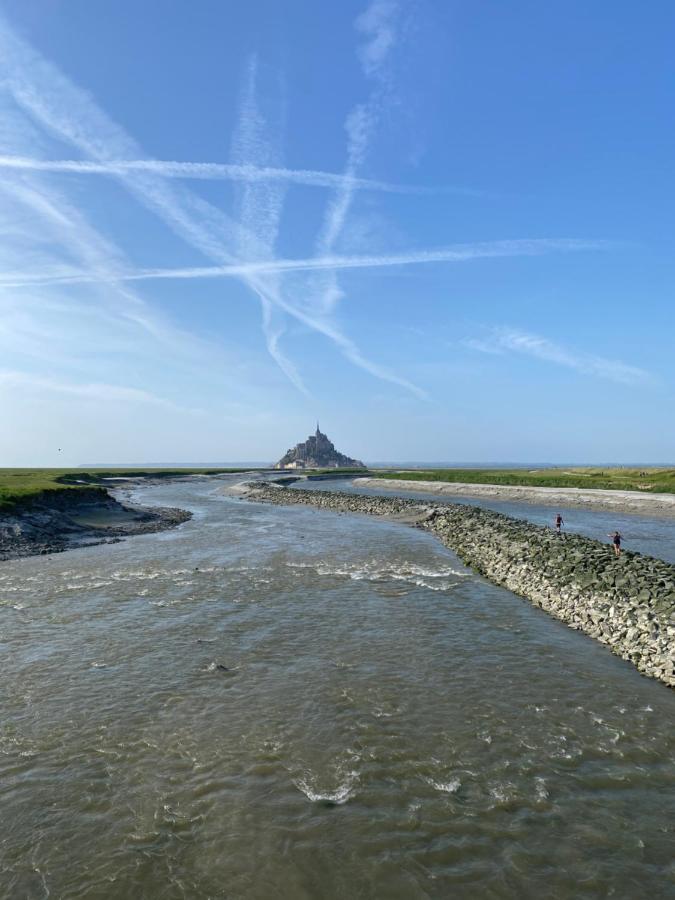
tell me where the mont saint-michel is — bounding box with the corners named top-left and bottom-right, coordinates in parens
top-left (274, 424), bottom-right (365, 469)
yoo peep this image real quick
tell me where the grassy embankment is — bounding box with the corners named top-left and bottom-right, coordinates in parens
top-left (0, 466), bottom-right (370, 511)
top-left (0, 468), bottom-right (254, 511)
top-left (370, 467), bottom-right (675, 494)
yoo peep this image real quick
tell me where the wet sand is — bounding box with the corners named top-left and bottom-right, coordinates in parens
top-left (355, 478), bottom-right (675, 517)
top-left (0, 489), bottom-right (191, 562)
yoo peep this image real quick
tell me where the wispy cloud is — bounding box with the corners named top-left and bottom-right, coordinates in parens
top-left (228, 56), bottom-right (307, 393)
top-left (309, 0), bottom-right (401, 329)
top-left (355, 0), bottom-right (400, 82)
top-left (312, 0), bottom-right (399, 323)
top-left (0, 125), bottom-right (268, 405)
top-left (316, 1), bottom-right (400, 258)
top-left (0, 239), bottom-right (606, 289)
top-left (0, 173), bottom-right (241, 365)
top-left (0, 152), bottom-right (432, 193)
top-left (465, 327), bottom-right (651, 385)
top-left (0, 369), bottom-right (202, 411)
top-left (0, 7), bottom-right (613, 410)
top-left (0, 11), bottom-right (426, 396)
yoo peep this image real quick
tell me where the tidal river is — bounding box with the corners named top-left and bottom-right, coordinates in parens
top-left (1, 476), bottom-right (675, 899)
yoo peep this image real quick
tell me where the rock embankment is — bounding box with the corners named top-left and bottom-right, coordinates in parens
top-left (0, 488), bottom-right (191, 562)
top-left (244, 483), bottom-right (675, 689)
top-left (354, 476), bottom-right (675, 517)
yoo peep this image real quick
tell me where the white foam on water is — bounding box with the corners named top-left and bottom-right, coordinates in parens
top-left (127, 830), bottom-right (161, 843)
top-left (116, 570), bottom-right (163, 581)
top-left (293, 770), bottom-right (359, 804)
top-left (202, 661), bottom-right (239, 673)
top-left (424, 776), bottom-right (461, 794)
top-left (488, 783), bottom-right (518, 807)
top-left (285, 558), bottom-right (469, 593)
top-left (534, 777), bottom-right (549, 802)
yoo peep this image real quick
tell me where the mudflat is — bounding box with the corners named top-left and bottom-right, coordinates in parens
top-left (355, 477), bottom-right (675, 517)
top-left (0, 488), bottom-right (191, 561)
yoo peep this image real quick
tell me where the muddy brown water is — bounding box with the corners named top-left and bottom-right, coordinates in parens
top-left (1, 476), bottom-right (674, 899)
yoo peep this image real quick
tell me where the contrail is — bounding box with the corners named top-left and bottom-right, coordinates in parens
top-left (0, 13), bottom-right (433, 395)
top-left (228, 56), bottom-right (308, 394)
top-left (0, 152), bottom-right (437, 194)
top-left (0, 12), bottom-right (604, 401)
top-left (0, 239), bottom-right (608, 288)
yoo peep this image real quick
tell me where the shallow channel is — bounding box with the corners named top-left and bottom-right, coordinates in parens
top-left (1, 476), bottom-right (674, 898)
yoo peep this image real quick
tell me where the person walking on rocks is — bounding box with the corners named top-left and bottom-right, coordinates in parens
top-left (609, 531), bottom-right (622, 557)
top-left (554, 513), bottom-right (564, 535)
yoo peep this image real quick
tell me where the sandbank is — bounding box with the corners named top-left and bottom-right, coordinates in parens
top-left (354, 478), bottom-right (675, 517)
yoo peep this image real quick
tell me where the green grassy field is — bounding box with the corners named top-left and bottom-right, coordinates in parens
top-left (370, 467), bottom-right (675, 494)
top-left (0, 465), bottom-right (370, 511)
top-left (5, 465), bottom-right (672, 512)
top-left (0, 468), bottom-right (256, 511)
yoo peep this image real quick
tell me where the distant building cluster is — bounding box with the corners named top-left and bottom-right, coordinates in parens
top-left (274, 424), bottom-right (365, 470)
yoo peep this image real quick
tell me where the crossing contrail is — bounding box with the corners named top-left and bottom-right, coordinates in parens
top-left (0, 152), bottom-right (441, 194)
top-left (0, 239), bottom-right (609, 289)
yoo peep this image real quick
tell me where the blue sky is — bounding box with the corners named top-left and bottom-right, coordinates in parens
top-left (1, 0), bottom-right (673, 465)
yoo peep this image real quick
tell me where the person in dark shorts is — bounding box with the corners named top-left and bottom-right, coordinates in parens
top-left (608, 531), bottom-right (622, 557)
top-left (555, 513), bottom-right (564, 534)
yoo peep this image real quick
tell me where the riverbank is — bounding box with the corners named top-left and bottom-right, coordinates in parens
top-left (356, 477), bottom-right (675, 516)
top-left (242, 482), bottom-right (675, 689)
top-left (0, 487), bottom-right (191, 561)
top-left (0, 467), bottom-right (257, 512)
top-left (366, 465), bottom-right (675, 495)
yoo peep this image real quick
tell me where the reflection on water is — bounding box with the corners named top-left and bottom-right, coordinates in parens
top-left (1, 477), bottom-right (674, 899)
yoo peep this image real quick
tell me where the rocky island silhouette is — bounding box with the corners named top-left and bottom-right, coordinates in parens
top-left (274, 423), bottom-right (365, 469)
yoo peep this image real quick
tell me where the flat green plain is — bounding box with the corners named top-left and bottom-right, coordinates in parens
top-left (0, 469), bottom-right (250, 510)
top-left (370, 467), bottom-right (675, 494)
top-left (0, 466), bottom-right (368, 510)
top-left (4, 466), bottom-right (675, 513)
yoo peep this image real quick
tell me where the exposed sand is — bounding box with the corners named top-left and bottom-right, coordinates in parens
top-left (354, 478), bottom-right (675, 517)
top-left (222, 481), bottom-right (257, 496)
